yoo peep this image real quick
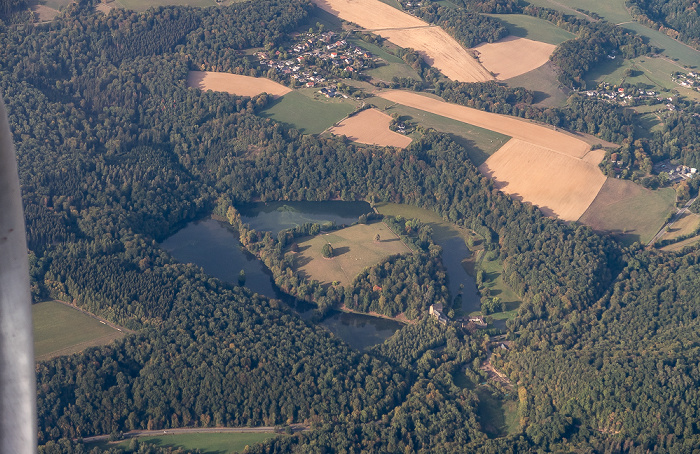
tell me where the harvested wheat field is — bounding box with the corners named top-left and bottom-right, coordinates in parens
top-left (472, 36), bottom-right (556, 80)
top-left (311, 0), bottom-right (492, 82)
top-left (328, 108), bottom-right (413, 148)
top-left (479, 139), bottom-right (607, 221)
top-left (187, 71), bottom-right (292, 98)
top-left (377, 90), bottom-right (591, 157)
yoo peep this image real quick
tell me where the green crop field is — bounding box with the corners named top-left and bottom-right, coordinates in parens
top-left (294, 222), bottom-right (412, 285)
top-left (101, 432), bottom-right (277, 454)
top-left (33, 301), bottom-right (125, 361)
top-left (486, 14), bottom-right (575, 45)
top-left (578, 178), bottom-right (676, 246)
top-left (368, 96), bottom-right (510, 166)
top-left (260, 90), bottom-right (356, 134)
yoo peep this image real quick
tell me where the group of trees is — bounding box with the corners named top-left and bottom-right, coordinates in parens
top-left (625, 0), bottom-right (700, 48)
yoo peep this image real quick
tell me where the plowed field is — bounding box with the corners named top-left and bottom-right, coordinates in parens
top-left (328, 108), bottom-right (412, 147)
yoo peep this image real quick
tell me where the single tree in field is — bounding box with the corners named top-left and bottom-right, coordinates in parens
top-left (322, 243), bottom-right (334, 258)
top-left (374, 233), bottom-right (381, 242)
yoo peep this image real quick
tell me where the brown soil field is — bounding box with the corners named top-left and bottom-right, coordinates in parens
top-left (311, 0), bottom-right (492, 82)
top-left (187, 71), bottom-right (292, 98)
top-left (378, 90), bottom-right (591, 157)
top-left (295, 223), bottom-right (412, 285)
top-left (581, 148), bottom-right (607, 165)
top-left (479, 139), bottom-right (607, 221)
top-left (328, 108), bottom-right (413, 148)
top-left (472, 36), bottom-right (556, 80)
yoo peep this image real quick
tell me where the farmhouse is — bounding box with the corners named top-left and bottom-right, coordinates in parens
top-left (429, 303), bottom-right (448, 325)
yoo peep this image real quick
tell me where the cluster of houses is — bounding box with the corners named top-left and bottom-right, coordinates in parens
top-left (584, 83), bottom-right (663, 107)
top-left (255, 31), bottom-right (376, 87)
top-left (672, 71), bottom-right (700, 91)
top-left (429, 303), bottom-right (487, 329)
top-left (653, 160), bottom-right (697, 183)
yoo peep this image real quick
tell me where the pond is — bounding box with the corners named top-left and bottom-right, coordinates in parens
top-left (238, 201), bottom-right (372, 235)
top-left (160, 206), bottom-right (399, 349)
top-left (437, 236), bottom-right (481, 314)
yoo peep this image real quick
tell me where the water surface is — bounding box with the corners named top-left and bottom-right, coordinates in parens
top-left (321, 311), bottom-right (402, 350)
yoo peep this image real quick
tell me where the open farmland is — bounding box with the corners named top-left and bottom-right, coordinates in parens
top-left (311, 0), bottom-right (493, 82)
top-left (294, 223), bottom-right (412, 285)
top-left (479, 139), bottom-right (607, 221)
top-left (261, 90), bottom-right (356, 134)
top-left (33, 301), bottom-right (126, 361)
top-left (658, 211), bottom-right (700, 242)
top-left (96, 432), bottom-right (278, 453)
top-left (328, 108), bottom-right (412, 147)
top-left (578, 178), bottom-right (676, 245)
top-left (472, 36), bottom-right (557, 80)
top-left (377, 90), bottom-right (591, 157)
top-left (187, 71), bottom-right (291, 98)
top-left (486, 13), bottom-right (575, 45)
top-left (660, 234), bottom-right (700, 252)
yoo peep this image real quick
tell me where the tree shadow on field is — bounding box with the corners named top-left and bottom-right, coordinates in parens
top-left (333, 246), bottom-right (350, 257)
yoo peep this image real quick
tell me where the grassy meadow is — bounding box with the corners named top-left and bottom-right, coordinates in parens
top-left (260, 90), bottom-right (356, 134)
top-left (350, 39), bottom-right (422, 82)
top-left (294, 222), bottom-right (412, 285)
top-left (98, 432), bottom-right (277, 454)
top-left (33, 301), bottom-right (126, 361)
top-left (486, 14), bottom-right (575, 45)
top-left (578, 179), bottom-right (676, 246)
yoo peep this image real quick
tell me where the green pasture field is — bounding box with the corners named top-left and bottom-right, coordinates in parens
top-left (260, 90), bottom-right (356, 134)
top-left (350, 38), bottom-right (422, 82)
top-left (475, 253), bottom-right (520, 320)
top-left (475, 387), bottom-right (520, 438)
top-left (37, 0), bottom-right (72, 11)
top-left (374, 202), bottom-right (470, 242)
top-left (367, 96), bottom-right (510, 166)
top-left (578, 178), bottom-right (676, 246)
top-left (99, 432), bottom-right (277, 454)
top-left (486, 14), bottom-right (575, 45)
top-left (33, 301), bottom-right (125, 361)
top-left (504, 62), bottom-right (570, 107)
top-left (585, 56), bottom-right (700, 101)
top-left (523, 0), bottom-right (700, 69)
top-left (294, 222), bottom-right (412, 285)
top-left (659, 211), bottom-right (700, 242)
top-left (660, 234), bottom-right (700, 252)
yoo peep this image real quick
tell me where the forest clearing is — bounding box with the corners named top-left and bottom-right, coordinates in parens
top-left (310, 0), bottom-right (492, 82)
top-left (328, 108), bottom-right (413, 148)
top-left (479, 139), bottom-right (607, 221)
top-left (578, 178), bottom-right (676, 245)
top-left (472, 36), bottom-right (556, 80)
top-left (376, 90), bottom-right (591, 157)
top-left (187, 71), bottom-right (292, 98)
top-left (294, 223), bottom-right (411, 285)
top-left (33, 301), bottom-right (126, 361)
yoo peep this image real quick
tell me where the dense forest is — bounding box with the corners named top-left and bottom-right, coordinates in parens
top-left (626, 0), bottom-right (700, 48)
top-left (0, 0), bottom-right (698, 452)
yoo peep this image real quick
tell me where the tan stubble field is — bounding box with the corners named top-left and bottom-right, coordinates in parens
top-left (472, 36), bottom-right (557, 80)
top-left (328, 108), bottom-right (413, 148)
top-left (187, 71), bottom-right (292, 97)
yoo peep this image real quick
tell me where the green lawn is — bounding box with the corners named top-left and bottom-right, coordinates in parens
top-left (475, 254), bottom-right (520, 320)
top-left (350, 39), bottom-right (422, 82)
top-left (33, 301), bottom-right (125, 361)
top-left (100, 432), bottom-right (278, 454)
top-left (260, 90), bottom-right (356, 134)
top-left (368, 96), bottom-right (510, 166)
top-left (486, 14), bottom-right (575, 45)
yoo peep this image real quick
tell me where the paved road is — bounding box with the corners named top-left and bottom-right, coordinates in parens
top-left (82, 425), bottom-right (310, 443)
top-left (647, 197), bottom-right (697, 247)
